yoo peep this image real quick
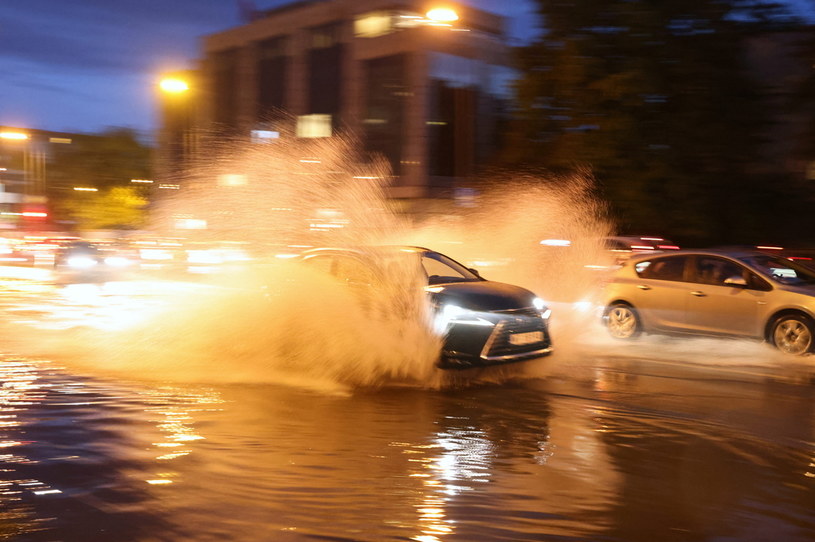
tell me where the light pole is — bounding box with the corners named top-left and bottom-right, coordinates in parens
top-left (156, 71), bottom-right (198, 186)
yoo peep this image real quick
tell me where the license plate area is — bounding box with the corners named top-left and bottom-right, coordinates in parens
top-left (508, 330), bottom-right (544, 346)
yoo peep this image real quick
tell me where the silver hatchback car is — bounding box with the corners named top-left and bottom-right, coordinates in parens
top-left (602, 249), bottom-right (815, 355)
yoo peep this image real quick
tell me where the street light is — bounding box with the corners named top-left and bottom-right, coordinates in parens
top-left (0, 131), bottom-right (30, 141)
top-left (426, 7), bottom-right (458, 23)
top-left (156, 71), bottom-right (198, 185)
top-left (159, 77), bottom-right (190, 94)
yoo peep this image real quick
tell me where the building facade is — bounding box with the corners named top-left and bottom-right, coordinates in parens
top-left (193, 0), bottom-right (513, 204)
top-left (0, 127), bottom-right (68, 229)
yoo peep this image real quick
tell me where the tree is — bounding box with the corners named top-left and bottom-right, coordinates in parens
top-left (55, 186), bottom-right (148, 231)
top-left (505, 0), bottom-right (808, 245)
top-left (46, 128), bottom-right (152, 228)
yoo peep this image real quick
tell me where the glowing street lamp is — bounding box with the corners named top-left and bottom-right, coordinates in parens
top-left (426, 7), bottom-right (459, 23)
top-left (0, 131), bottom-right (30, 141)
top-left (159, 77), bottom-right (190, 94)
top-left (156, 71), bottom-right (198, 184)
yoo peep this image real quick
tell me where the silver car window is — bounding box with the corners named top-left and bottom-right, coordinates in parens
top-left (740, 255), bottom-right (815, 286)
top-left (635, 255), bottom-right (688, 281)
top-left (694, 256), bottom-right (744, 286)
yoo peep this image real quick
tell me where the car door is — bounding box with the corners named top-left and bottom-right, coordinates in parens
top-left (683, 255), bottom-right (768, 337)
top-left (628, 255), bottom-right (692, 331)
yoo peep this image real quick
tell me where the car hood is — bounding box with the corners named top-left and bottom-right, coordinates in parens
top-left (430, 281), bottom-right (538, 312)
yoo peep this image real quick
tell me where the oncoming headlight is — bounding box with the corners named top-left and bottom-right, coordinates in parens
top-left (67, 256), bottom-right (98, 269)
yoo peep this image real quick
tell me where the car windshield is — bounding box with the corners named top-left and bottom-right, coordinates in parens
top-left (739, 254), bottom-right (815, 286)
top-left (421, 251), bottom-right (480, 285)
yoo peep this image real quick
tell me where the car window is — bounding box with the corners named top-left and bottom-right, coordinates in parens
top-left (421, 252), bottom-right (479, 285)
top-left (634, 256), bottom-right (688, 281)
top-left (740, 254), bottom-right (815, 286)
top-left (694, 256), bottom-right (746, 286)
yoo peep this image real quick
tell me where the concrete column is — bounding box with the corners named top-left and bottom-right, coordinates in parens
top-left (396, 49), bottom-right (428, 198)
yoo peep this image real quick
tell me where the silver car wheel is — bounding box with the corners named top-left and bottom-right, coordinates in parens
top-left (772, 317), bottom-right (813, 356)
top-left (607, 305), bottom-right (640, 339)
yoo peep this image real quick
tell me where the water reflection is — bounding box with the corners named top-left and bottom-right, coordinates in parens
top-left (140, 386), bottom-right (224, 483)
top-left (1, 355), bottom-right (813, 541)
top-left (0, 359), bottom-right (47, 538)
top-left (401, 426), bottom-right (495, 541)
top-left (0, 357), bottom-right (225, 541)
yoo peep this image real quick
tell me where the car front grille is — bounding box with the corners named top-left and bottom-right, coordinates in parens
top-left (480, 309), bottom-right (552, 361)
top-left (438, 306), bottom-right (553, 369)
top-left (496, 307), bottom-right (541, 318)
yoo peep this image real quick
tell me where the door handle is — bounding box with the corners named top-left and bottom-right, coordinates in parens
top-left (637, 285), bottom-right (652, 290)
top-left (690, 291), bottom-right (707, 297)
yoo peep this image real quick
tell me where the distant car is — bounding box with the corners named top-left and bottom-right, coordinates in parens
top-left (603, 236), bottom-right (680, 262)
top-left (53, 240), bottom-right (136, 283)
top-left (602, 248), bottom-right (815, 355)
top-left (300, 246), bottom-right (554, 369)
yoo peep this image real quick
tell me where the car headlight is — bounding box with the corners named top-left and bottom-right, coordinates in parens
top-left (67, 255), bottom-right (98, 269)
top-left (104, 255), bottom-right (132, 267)
top-left (533, 297), bottom-right (552, 320)
top-left (434, 304), bottom-right (494, 333)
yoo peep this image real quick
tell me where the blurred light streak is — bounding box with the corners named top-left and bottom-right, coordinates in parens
top-left (426, 8), bottom-right (458, 22)
top-left (139, 386), bottom-right (223, 485)
top-left (0, 132), bottom-right (29, 140)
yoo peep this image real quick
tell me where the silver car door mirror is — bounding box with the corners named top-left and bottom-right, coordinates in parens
top-left (723, 275), bottom-right (748, 288)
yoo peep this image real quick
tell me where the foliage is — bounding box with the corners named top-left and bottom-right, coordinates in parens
top-left (55, 186), bottom-right (148, 231)
top-left (46, 128), bottom-right (152, 229)
top-left (503, 0), bottom-right (813, 245)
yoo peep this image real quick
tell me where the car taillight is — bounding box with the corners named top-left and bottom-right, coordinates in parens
top-left (657, 245), bottom-right (680, 250)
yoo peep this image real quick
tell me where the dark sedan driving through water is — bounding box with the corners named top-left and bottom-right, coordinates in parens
top-left (300, 246), bottom-right (553, 369)
top-left (603, 248), bottom-right (815, 355)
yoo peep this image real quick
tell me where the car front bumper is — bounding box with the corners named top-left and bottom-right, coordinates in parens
top-left (438, 310), bottom-right (553, 370)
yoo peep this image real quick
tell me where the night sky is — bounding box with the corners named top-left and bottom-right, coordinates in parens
top-left (0, 0), bottom-right (539, 137)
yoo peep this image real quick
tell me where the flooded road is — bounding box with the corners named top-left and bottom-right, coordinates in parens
top-left (1, 278), bottom-right (814, 541)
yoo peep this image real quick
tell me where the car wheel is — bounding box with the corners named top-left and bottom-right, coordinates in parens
top-left (605, 303), bottom-right (641, 339)
top-left (771, 314), bottom-right (814, 355)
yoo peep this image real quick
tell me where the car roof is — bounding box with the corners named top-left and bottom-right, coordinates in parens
top-left (300, 246), bottom-right (431, 257)
top-left (623, 247), bottom-right (769, 263)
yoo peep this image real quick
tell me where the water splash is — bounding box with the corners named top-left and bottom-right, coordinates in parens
top-left (8, 131), bottom-right (620, 390)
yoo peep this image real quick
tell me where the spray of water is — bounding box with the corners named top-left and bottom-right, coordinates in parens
top-left (6, 130), bottom-right (631, 389)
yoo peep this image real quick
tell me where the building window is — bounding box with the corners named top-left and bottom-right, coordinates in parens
top-left (364, 54), bottom-right (406, 174)
top-left (297, 114), bottom-right (333, 138)
top-left (354, 11), bottom-right (394, 38)
top-left (211, 48), bottom-right (240, 131)
top-left (310, 22), bottom-right (341, 49)
top-left (256, 36), bottom-right (288, 120)
top-left (308, 22), bottom-right (343, 118)
top-left (427, 53), bottom-right (512, 177)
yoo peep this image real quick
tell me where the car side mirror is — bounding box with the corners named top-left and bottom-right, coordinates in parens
top-left (723, 275), bottom-right (748, 288)
top-left (468, 268), bottom-right (482, 278)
